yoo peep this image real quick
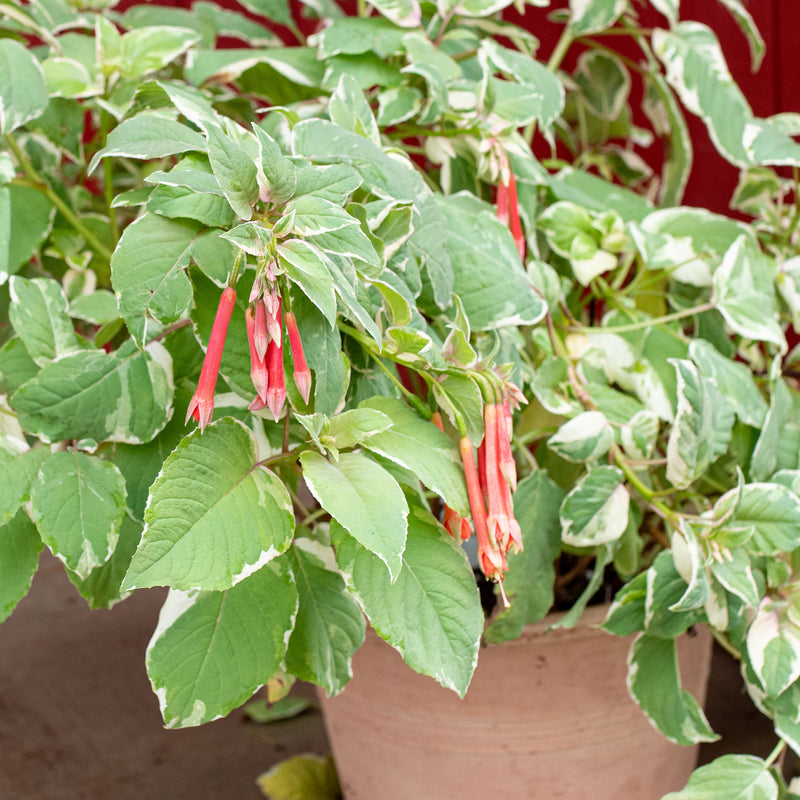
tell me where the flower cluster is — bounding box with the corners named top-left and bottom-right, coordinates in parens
top-left (436, 385), bottom-right (523, 595)
top-left (186, 271), bottom-right (310, 433)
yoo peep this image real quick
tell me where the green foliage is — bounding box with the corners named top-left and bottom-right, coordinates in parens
top-left (2, 0), bottom-right (800, 787)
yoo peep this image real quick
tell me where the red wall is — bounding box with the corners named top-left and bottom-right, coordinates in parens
top-left (121, 0), bottom-right (796, 213)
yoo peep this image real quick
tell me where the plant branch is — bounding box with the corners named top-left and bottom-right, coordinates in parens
top-left (566, 302), bottom-right (716, 334)
top-left (6, 134), bottom-right (113, 263)
top-left (547, 27), bottom-right (573, 72)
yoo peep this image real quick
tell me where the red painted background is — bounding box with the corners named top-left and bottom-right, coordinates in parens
top-left (125, 0), bottom-right (796, 213)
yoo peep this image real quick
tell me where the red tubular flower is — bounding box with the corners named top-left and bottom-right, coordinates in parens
top-left (498, 399), bottom-right (517, 490)
top-left (285, 309), bottom-right (311, 405)
top-left (460, 435), bottom-right (507, 583)
top-left (443, 504), bottom-right (472, 540)
top-left (496, 180), bottom-right (509, 225)
top-left (265, 300), bottom-right (286, 421)
top-left (484, 402), bottom-right (524, 555)
top-left (264, 288), bottom-right (282, 345)
top-left (506, 172), bottom-right (525, 261)
top-left (186, 286), bottom-right (236, 433)
top-left (254, 298), bottom-right (269, 361)
top-left (246, 306), bottom-right (269, 403)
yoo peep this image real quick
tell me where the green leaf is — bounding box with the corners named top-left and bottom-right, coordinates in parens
top-left (713, 237), bottom-right (784, 348)
top-left (662, 754), bottom-right (778, 800)
top-left (666, 359), bottom-right (732, 490)
top-left (560, 465), bottom-right (630, 547)
top-left (317, 17), bottom-right (405, 59)
top-left (750, 376), bottom-right (793, 482)
top-left (645, 550), bottom-right (706, 637)
top-left (716, 0), bottom-right (766, 72)
top-left (689, 340), bottom-right (767, 427)
top-left (292, 119), bottom-right (426, 203)
top-left (0, 444), bottom-right (49, 526)
top-left (0, 185), bottom-right (54, 284)
top-left (88, 114), bottom-right (207, 174)
top-left (653, 22), bottom-right (750, 165)
top-left (484, 471), bottom-right (565, 643)
top-left (193, 1), bottom-right (282, 46)
top-left (8, 276), bottom-right (79, 366)
top-left (256, 755), bottom-right (341, 800)
top-left (30, 452), bottom-right (126, 579)
top-left (306, 224), bottom-right (381, 274)
top-left (747, 600), bottom-right (800, 698)
top-left (220, 220), bottom-right (273, 256)
top-left (0, 509), bottom-right (42, 623)
top-left (329, 73), bottom-right (380, 143)
top-left (569, 0), bottom-right (627, 35)
top-left (717, 482), bottom-right (800, 556)
top-left (124, 418), bottom-right (295, 592)
top-left (645, 71), bottom-right (692, 206)
top-left (111, 212), bottom-right (198, 347)
top-left (603, 571), bottom-right (647, 636)
top-left (436, 193), bottom-right (546, 329)
top-left (292, 163), bottom-right (363, 203)
top-left (300, 450), bottom-right (408, 581)
top-left (431, 373), bottom-right (484, 446)
top-left (0, 338), bottom-right (38, 398)
top-left (11, 340), bottom-right (174, 444)
top-left (148, 184), bottom-right (236, 228)
top-left (119, 26), bottom-right (201, 79)
top-left (482, 40), bottom-right (564, 132)
top-left (66, 512), bottom-right (143, 610)
top-left (358, 396), bottom-right (469, 517)
top-left (70, 291), bottom-right (120, 326)
top-left (237, 0), bottom-right (293, 27)
top-left (190, 229), bottom-right (237, 286)
top-left (111, 388), bottom-right (193, 520)
top-left (41, 56), bottom-right (100, 99)
top-left (324, 408), bottom-right (392, 451)
top-left (333, 505), bottom-right (483, 697)
top-left (574, 50), bottom-right (630, 121)
top-left (201, 121), bottom-right (259, 220)
top-left (284, 195), bottom-right (361, 236)
top-left (278, 239), bottom-right (337, 326)
top-left (146, 560), bottom-right (298, 728)
top-left (0, 39), bottom-right (48, 134)
top-left (547, 410), bottom-right (614, 463)
top-left (711, 548), bottom-right (760, 609)
top-left (628, 634), bottom-right (718, 746)
top-left (253, 125), bottom-right (297, 206)
top-left (285, 541), bottom-right (366, 695)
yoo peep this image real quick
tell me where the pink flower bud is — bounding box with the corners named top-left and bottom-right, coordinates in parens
top-left (246, 306), bottom-right (269, 403)
top-left (254, 298), bottom-right (269, 362)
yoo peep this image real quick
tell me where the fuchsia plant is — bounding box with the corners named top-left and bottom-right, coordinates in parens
top-left (5, 0), bottom-right (800, 797)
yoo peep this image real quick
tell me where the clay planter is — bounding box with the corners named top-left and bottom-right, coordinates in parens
top-left (319, 605), bottom-right (713, 800)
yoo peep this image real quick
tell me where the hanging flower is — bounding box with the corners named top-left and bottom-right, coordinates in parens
top-left (246, 305), bottom-right (269, 403)
top-left (265, 296), bottom-right (286, 421)
top-left (186, 286), bottom-right (236, 433)
top-left (459, 434), bottom-right (508, 585)
top-left (253, 297), bottom-right (269, 361)
top-left (285, 309), bottom-right (311, 405)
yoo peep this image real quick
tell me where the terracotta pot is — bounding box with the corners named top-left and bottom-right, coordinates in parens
top-left (319, 605), bottom-right (713, 800)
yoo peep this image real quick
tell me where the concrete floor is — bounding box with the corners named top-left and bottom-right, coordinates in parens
top-left (0, 550), bottom-right (783, 799)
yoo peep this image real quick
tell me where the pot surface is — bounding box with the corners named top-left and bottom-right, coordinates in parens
top-left (320, 605), bottom-right (713, 800)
